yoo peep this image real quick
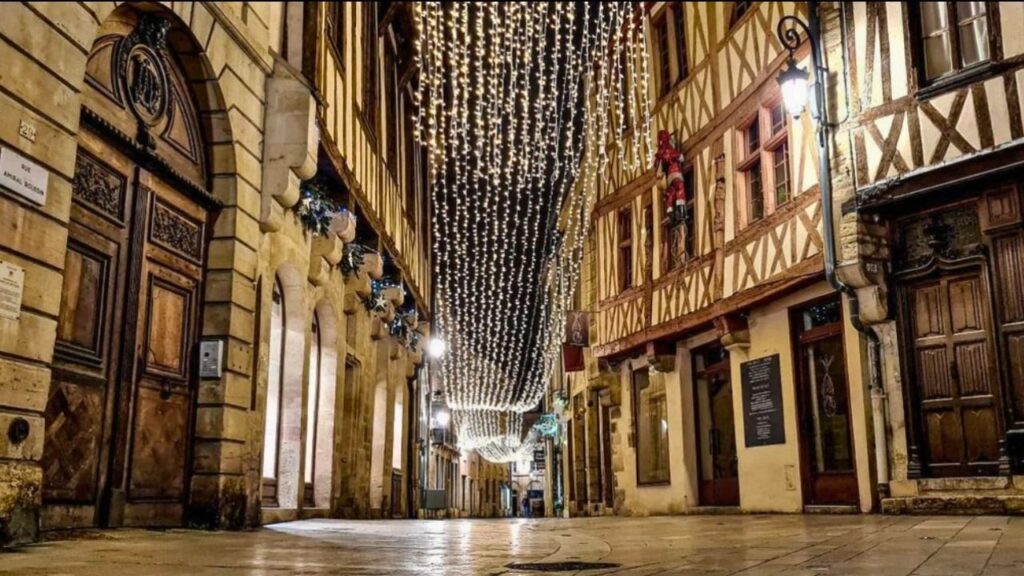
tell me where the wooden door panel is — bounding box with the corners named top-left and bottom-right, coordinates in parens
top-left (963, 408), bottom-right (1000, 464)
top-left (57, 244), bottom-right (107, 356)
top-left (143, 278), bottom-right (191, 379)
top-left (128, 385), bottom-right (189, 500)
top-left (42, 378), bottom-right (106, 502)
top-left (44, 216), bottom-right (126, 517)
top-left (955, 342), bottom-right (993, 396)
top-left (917, 347), bottom-right (953, 400)
top-left (1007, 333), bottom-right (1024, 422)
top-left (925, 410), bottom-right (963, 466)
top-left (914, 283), bottom-right (945, 338)
top-left (949, 277), bottom-right (984, 333)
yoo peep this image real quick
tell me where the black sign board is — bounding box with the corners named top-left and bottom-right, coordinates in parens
top-left (741, 354), bottom-right (785, 447)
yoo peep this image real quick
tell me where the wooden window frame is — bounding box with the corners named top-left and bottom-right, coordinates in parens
top-left (360, 5), bottom-right (380, 145)
top-left (675, 3), bottom-right (689, 83)
top-left (736, 98), bottom-right (790, 228)
top-left (384, 38), bottom-right (399, 177)
top-left (618, 205), bottom-right (634, 292)
top-left (653, 5), bottom-right (689, 101)
top-left (908, 1), bottom-right (1002, 98)
top-left (654, 14), bottom-right (672, 98)
top-left (326, 2), bottom-right (345, 71)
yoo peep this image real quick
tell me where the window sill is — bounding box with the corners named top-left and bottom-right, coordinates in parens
top-left (915, 61), bottom-right (1004, 102)
top-left (636, 480), bottom-right (672, 488)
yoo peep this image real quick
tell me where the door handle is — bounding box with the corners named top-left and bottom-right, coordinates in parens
top-left (949, 359), bottom-right (959, 383)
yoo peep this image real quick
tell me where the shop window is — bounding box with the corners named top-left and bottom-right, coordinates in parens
top-left (912, 2), bottom-right (994, 85)
top-left (737, 100), bottom-right (790, 227)
top-left (618, 206), bottom-right (633, 291)
top-left (633, 367), bottom-right (671, 485)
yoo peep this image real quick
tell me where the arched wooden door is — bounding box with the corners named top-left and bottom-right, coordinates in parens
top-left (42, 12), bottom-right (216, 529)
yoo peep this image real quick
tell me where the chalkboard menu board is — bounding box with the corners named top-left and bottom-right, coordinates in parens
top-left (741, 354), bottom-right (785, 447)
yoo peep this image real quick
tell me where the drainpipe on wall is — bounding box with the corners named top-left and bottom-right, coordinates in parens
top-left (806, 1), bottom-right (889, 502)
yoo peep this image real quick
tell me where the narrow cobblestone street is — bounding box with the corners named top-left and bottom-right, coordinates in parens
top-left (3, 515), bottom-right (1023, 575)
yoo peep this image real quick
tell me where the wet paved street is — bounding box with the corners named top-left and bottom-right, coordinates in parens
top-left (2, 515), bottom-right (1024, 575)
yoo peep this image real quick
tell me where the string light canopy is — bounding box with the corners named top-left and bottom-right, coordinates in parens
top-left (415, 2), bottom-right (654, 462)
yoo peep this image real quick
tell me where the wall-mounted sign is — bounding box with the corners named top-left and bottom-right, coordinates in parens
top-left (0, 260), bottom-right (25, 321)
top-left (0, 147), bottom-right (48, 206)
top-left (565, 310), bottom-right (589, 347)
top-left (741, 354), bottom-right (785, 447)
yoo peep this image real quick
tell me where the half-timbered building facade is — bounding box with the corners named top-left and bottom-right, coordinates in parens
top-left (562, 1), bottom-right (876, 515)
top-left (833, 1), bottom-right (1024, 513)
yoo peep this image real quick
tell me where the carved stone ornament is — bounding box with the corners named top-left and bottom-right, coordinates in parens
top-left (898, 208), bottom-right (984, 269)
top-left (118, 14), bottom-right (172, 147)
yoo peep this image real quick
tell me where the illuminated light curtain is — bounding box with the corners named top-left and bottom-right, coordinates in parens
top-left (416, 2), bottom-right (653, 461)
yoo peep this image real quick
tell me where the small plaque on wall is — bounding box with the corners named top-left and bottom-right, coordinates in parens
top-left (0, 260), bottom-right (25, 321)
top-left (0, 147), bottom-right (48, 205)
top-left (741, 354), bottom-right (785, 447)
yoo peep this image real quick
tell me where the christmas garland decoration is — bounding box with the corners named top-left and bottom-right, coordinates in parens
top-left (295, 180), bottom-right (344, 237)
top-left (415, 2), bottom-right (653, 462)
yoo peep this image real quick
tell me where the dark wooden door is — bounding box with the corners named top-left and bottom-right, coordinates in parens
top-left (907, 271), bottom-right (1003, 477)
top-left (44, 136), bottom-right (207, 528)
top-left (112, 170), bottom-right (206, 526)
top-left (42, 133), bottom-right (136, 529)
top-left (793, 298), bottom-right (858, 506)
top-left (694, 345), bottom-right (739, 506)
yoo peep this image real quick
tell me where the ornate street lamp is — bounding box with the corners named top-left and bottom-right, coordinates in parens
top-left (775, 15), bottom-right (815, 121)
top-left (776, 3), bottom-right (890, 499)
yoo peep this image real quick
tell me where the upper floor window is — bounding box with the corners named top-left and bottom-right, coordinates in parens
top-left (914, 2), bottom-right (993, 84)
top-left (730, 1), bottom-right (753, 28)
top-left (385, 42), bottom-right (399, 174)
top-left (738, 101), bottom-right (790, 226)
top-left (653, 5), bottom-right (688, 98)
top-left (618, 206), bottom-right (633, 291)
top-left (362, 6), bottom-right (380, 141)
top-left (327, 2), bottom-right (344, 60)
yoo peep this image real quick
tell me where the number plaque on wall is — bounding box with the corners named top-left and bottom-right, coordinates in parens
top-left (741, 354), bottom-right (786, 447)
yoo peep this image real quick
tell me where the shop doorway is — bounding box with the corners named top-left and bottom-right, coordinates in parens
top-left (792, 297), bottom-right (859, 506)
top-left (693, 344), bottom-right (739, 506)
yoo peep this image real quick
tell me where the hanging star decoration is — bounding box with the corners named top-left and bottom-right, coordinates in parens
top-left (415, 2), bottom-right (653, 462)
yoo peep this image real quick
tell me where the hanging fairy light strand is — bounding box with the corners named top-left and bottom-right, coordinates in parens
top-left (416, 2), bottom-right (653, 462)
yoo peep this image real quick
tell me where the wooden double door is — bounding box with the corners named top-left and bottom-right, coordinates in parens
top-left (42, 130), bottom-right (209, 528)
top-left (904, 268), bottom-right (1004, 477)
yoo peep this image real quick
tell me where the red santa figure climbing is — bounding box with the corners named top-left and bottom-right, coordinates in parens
top-left (653, 129), bottom-right (688, 227)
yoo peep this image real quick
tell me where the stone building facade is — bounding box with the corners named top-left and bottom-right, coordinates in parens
top-left (0, 1), bottom-right (435, 546)
top-left (830, 1), bottom-right (1024, 513)
top-left (561, 1), bottom-right (875, 516)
